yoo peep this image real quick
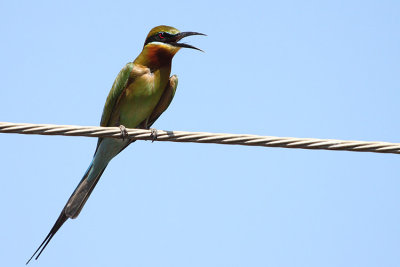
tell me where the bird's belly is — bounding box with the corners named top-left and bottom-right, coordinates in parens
top-left (118, 76), bottom-right (166, 128)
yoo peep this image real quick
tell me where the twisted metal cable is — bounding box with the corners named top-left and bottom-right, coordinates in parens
top-left (0, 121), bottom-right (399, 154)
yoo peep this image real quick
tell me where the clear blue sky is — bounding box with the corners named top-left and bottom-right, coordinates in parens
top-left (0, 0), bottom-right (399, 266)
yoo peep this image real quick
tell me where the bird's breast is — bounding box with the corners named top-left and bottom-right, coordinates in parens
top-left (118, 68), bottom-right (170, 128)
top-left (127, 72), bottom-right (156, 97)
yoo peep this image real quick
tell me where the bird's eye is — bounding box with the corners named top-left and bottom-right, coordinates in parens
top-left (158, 33), bottom-right (165, 39)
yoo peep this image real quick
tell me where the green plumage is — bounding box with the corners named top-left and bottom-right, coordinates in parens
top-left (27, 25), bottom-right (203, 264)
top-left (100, 62), bottom-right (134, 128)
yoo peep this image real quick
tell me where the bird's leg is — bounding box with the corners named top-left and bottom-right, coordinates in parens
top-left (142, 117), bottom-right (158, 142)
top-left (119, 125), bottom-right (128, 141)
top-left (150, 128), bottom-right (158, 143)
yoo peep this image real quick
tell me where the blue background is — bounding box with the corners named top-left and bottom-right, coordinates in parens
top-left (0, 1), bottom-right (399, 266)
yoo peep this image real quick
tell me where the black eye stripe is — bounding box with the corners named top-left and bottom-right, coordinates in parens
top-left (144, 32), bottom-right (175, 46)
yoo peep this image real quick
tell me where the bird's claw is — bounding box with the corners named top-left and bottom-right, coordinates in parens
top-left (150, 128), bottom-right (158, 143)
top-left (119, 125), bottom-right (128, 141)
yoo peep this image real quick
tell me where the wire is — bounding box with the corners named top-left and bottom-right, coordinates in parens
top-left (0, 121), bottom-right (399, 154)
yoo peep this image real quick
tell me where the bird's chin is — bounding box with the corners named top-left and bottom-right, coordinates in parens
top-left (146, 42), bottom-right (181, 57)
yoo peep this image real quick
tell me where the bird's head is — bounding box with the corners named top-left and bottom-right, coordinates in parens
top-left (138, 25), bottom-right (205, 67)
top-left (144, 25), bottom-right (205, 52)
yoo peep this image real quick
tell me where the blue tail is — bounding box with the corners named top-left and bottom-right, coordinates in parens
top-left (26, 160), bottom-right (107, 264)
top-left (27, 138), bottom-right (128, 264)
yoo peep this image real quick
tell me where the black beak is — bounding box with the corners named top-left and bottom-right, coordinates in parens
top-left (171, 31), bottom-right (206, 52)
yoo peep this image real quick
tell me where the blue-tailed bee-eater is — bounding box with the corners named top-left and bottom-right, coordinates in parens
top-left (27, 25), bottom-right (205, 264)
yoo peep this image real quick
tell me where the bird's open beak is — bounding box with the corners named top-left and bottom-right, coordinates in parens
top-left (171, 32), bottom-right (206, 52)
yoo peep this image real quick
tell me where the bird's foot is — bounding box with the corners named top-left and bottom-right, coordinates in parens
top-left (119, 125), bottom-right (129, 141)
top-left (150, 128), bottom-right (158, 143)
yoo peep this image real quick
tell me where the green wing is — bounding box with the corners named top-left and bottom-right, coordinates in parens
top-left (94, 62), bottom-right (134, 154)
top-left (100, 62), bottom-right (135, 127)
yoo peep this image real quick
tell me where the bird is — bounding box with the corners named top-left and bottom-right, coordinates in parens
top-left (26, 25), bottom-right (205, 264)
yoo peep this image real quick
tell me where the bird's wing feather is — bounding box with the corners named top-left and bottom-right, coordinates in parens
top-left (94, 62), bottom-right (139, 154)
top-left (100, 62), bottom-right (135, 127)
